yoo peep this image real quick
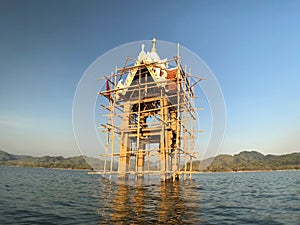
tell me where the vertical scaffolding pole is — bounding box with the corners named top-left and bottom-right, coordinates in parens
top-left (172, 43), bottom-right (181, 181)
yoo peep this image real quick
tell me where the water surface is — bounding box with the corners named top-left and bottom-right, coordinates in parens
top-left (0, 167), bottom-right (299, 224)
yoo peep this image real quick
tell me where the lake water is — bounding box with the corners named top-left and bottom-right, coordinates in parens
top-left (0, 166), bottom-right (299, 224)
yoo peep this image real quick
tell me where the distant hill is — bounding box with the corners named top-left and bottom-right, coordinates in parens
top-left (188, 151), bottom-right (300, 172)
top-left (0, 150), bottom-right (99, 170)
top-left (0, 150), bottom-right (30, 161)
top-left (1, 150), bottom-right (299, 172)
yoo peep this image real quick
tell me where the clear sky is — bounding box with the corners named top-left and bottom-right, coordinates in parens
top-left (0, 0), bottom-right (299, 157)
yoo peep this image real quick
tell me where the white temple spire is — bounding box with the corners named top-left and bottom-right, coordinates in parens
top-left (151, 37), bottom-right (157, 52)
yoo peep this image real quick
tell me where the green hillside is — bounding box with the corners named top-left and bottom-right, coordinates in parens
top-left (189, 151), bottom-right (300, 172)
top-left (1, 150), bottom-right (299, 172)
top-left (0, 150), bottom-right (93, 170)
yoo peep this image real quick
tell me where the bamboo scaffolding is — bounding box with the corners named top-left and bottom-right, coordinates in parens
top-left (95, 40), bottom-right (201, 181)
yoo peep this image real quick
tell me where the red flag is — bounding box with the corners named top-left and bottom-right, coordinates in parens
top-left (104, 79), bottom-right (110, 99)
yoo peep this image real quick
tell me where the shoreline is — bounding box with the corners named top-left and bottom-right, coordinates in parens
top-left (0, 165), bottom-right (92, 171)
top-left (192, 169), bottom-right (300, 174)
top-left (1, 165), bottom-right (299, 173)
top-left (191, 169), bottom-right (300, 174)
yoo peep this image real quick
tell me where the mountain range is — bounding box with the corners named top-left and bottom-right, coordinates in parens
top-left (1, 150), bottom-right (299, 172)
top-left (0, 150), bottom-right (92, 170)
top-left (189, 151), bottom-right (300, 172)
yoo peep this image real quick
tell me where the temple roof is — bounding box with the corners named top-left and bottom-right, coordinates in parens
top-left (117, 38), bottom-right (181, 97)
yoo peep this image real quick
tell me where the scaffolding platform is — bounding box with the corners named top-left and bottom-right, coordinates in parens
top-left (97, 38), bottom-right (204, 181)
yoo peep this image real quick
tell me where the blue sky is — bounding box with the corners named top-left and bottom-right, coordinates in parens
top-left (0, 0), bottom-right (299, 157)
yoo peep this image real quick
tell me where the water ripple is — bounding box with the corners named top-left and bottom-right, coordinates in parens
top-left (0, 167), bottom-right (299, 224)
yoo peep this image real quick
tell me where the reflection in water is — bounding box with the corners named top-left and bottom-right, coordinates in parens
top-left (132, 182), bottom-right (145, 223)
top-left (110, 184), bottom-right (131, 223)
top-left (99, 179), bottom-right (202, 224)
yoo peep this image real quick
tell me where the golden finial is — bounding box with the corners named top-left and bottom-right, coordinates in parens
top-left (151, 37), bottom-right (157, 52)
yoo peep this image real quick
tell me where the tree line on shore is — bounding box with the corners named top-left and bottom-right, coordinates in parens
top-left (1, 150), bottom-right (299, 172)
top-left (188, 151), bottom-right (300, 172)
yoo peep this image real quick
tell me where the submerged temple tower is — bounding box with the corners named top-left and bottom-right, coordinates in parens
top-left (98, 38), bottom-right (203, 181)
